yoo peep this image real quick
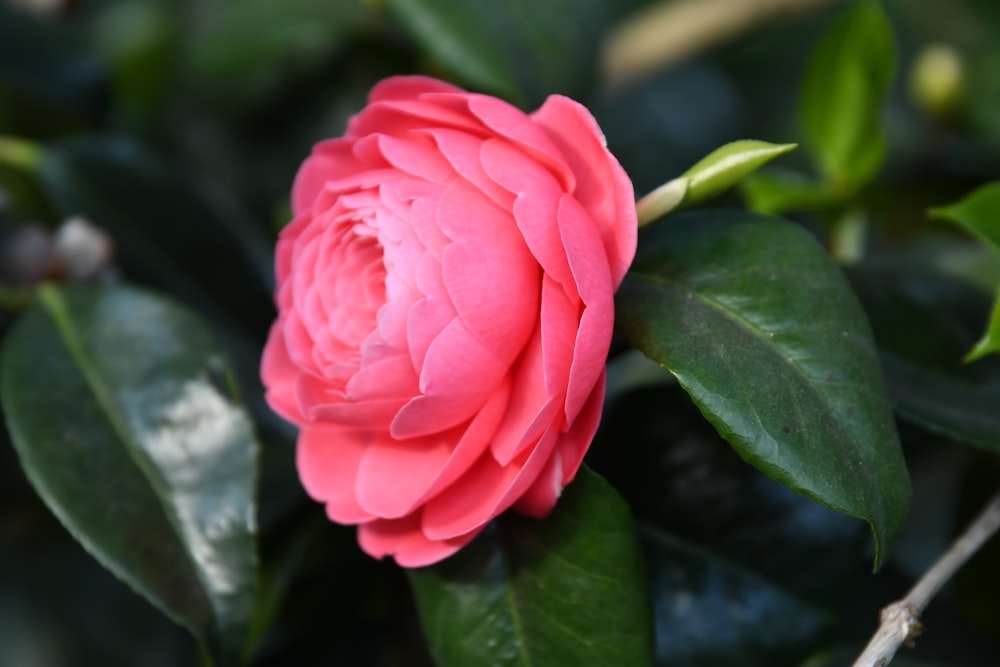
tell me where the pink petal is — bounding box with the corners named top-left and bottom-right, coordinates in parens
top-left (368, 75), bottom-right (464, 103)
top-left (391, 317), bottom-right (507, 438)
top-left (480, 139), bottom-right (574, 290)
top-left (489, 314), bottom-right (557, 466)
top-left (465, 95), bottom-right (575, 193)
top-left (512, 377), bottom-right (605, 517)
top-left (437, 181), bottom-right (539, 363)
top-left (297, 426), bottom-right (376, 524)
top-left (356, 432), bottom-right (455, 518)
top-left (423, 128), bottom-right (514, 210)
top-left (347, 99), bottom-right (483, 140)
top-left (291, 139), bottom-right (358, 216)
top-left (260, 321), bottom-right (305, 425)
top-left (357, 513), bottom-right (480, 567)
top-left (531, 95), bottom-right (637, 285)
top-left (354, 379), bottom-right (508, 518)
top-left (421, 426), bottom-right (559, 540)
top-left (557, 194), bottom-right (615, 422)
top-left (345, 351), bottom-right (419, 402)
top-left (376, 134), bottom-right (457, 185)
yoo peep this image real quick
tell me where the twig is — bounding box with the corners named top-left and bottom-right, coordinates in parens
top-left (601, 0), bottom-right (843, 85)
top-left (852, 489), bottom-right (1000, 667)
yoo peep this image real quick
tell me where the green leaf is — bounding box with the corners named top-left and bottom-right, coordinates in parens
top-left (616, 210), bottom-right (910, 569)
top-left (385, 0), bottom-right (605, 105)
top-left (0, 285), bottom-right (260, 665)
top-left (847, 260), bottom-right (1000, 452)
top-left (965, 294), bottom-right (1000, 362)
top-left (592, 384), bottom-right (866, 665)
top-left (931, 182), bottom-right (1000, 361)
top-left (637, 140), bottom-right (796, 224)
top-left (931, 181), bottom-right (1000, 254)
top-left (409, 467), bottom-right (654, 667)
top-left (801, 0), bottom-right (896, 190)
top-left (740, 168), bottom-right (842, 215)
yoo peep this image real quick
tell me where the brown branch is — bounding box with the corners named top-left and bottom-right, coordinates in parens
top-left (852, 489), bottom-right (1000, 667)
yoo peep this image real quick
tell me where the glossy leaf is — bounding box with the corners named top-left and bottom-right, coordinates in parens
top-left (385, 0), bottom-right (605, 105)
top-left (0, 285), bottom-right (260, 665)
top-left (592, 383), bottom-right (866, 666)
top-left (801, 0), bottom-right (896, 189)
top-left (848, 261), bottom-right (1000, 452)
top-left (409, 467), bottom-right (654, 667)
top-left (616, 210), bottom-right (910, 569)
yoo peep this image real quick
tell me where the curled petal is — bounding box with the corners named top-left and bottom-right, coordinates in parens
top-left (531, 95), bottom-right (637, 285)
top-left (357, 513), bottom-right (479, 568)
top-left (298, 426), bottom-right (376, 524)
top-left (421, 426), bottom-right (560, 541)
top-left (356, 379), bottom-right (510, 518)
top-left (513, 377), bottom-right (605, 517)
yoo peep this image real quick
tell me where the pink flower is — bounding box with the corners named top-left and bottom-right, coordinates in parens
top-left (261, 76), bottom-right (636, 567)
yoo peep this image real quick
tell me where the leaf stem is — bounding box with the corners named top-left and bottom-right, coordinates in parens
top-left (0, 135), bottom-right (43, 172)
top-left (851, 489), bottom-right (1000, 667)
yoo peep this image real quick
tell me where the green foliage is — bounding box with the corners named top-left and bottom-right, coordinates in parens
top-left (801, 0), bottom-right (896, 192)
top-left (0, 285), bottom-right (260, 665)
top-left (593, 383), bottom-right (868, 666)
top-left (616, 210), bottom-right (910, 569)
top-left (385, 0), bottom-right (606, 106)
top-left (2, 0), bottom-right (1000, 665)
top-left (409, 467), bottom-right (653, 667)
top-left (849, 258), bottom-right (1000, 452)
top-left (931, 182), bottom-right (1000, 361)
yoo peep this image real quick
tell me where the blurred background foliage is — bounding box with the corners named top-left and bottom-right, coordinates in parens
top-left (1, 0), bottom-right (999, 665)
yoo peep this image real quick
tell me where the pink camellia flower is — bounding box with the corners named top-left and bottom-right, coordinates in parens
top-left (261, 75), bottom-right (637, 567)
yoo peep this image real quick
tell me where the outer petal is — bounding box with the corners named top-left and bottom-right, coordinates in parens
top-left (260, 321), bottom-right (305, 425)
top-left (421, 426), bottom-right (559, 541)
top-left (531, 95), bottom-right (637, 285)
top-left (297, 426), bottom-right (376, 524)
top-left (512, 377), bottom-right (605, 517)
top-left (355, 378), bottom-right (510, 518)
top-left (368, 75), bottom-right (464, 102)
top-left (357, 513), bottom-right (480, 567)
top-left (557, 194), bottom-right (615, 422)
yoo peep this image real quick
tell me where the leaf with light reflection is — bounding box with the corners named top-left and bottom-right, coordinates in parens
top-left (0, 285), bottom-right (260, 666)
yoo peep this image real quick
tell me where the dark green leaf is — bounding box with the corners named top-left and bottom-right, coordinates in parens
top-left (0, 285), bottom-right (260, 665)
top-left (616, 210), bottom-right (910, 569)
top-left (409, 467), bottom-right (654, 667)
top-left (592, 383), bottom-right (865, 666)
top-left (848, 260), bottom-right (1000, 452)
top-left (385, 0), bottom-right (606, 105)
top-left (801, 0), bottom-right (896, 189)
